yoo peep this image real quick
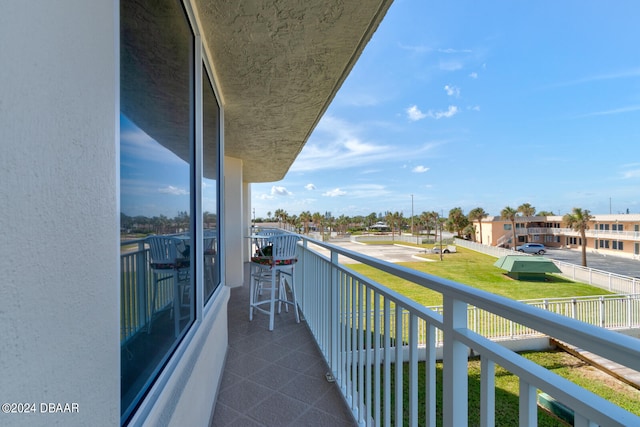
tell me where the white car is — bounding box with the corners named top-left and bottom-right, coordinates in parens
top-left (516, 243), bottom-right (546, 255)
top-left (432, 245), bottom-right (456, 254)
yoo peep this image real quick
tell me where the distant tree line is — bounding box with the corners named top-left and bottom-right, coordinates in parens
top-left (259, 204), bottom-right (593, 266)
top-left (121, 211), bottom-right (217, 235)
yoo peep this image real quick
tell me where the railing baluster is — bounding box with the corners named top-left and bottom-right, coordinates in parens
top-left (409, 313), bottom-right (418, 427)
top-left (384, 298), bottom-right (391, 427)
top-left (351, 275), bottom-right (357, 410)
top-left (358, 279), bottom-right (365, 423)
top-left (480, 356), bottom-right (495, 427)
top-left (365, 286), bottom-right (372, 426)
top-left (374, 291), bottom-right (381, 426)
top-left (425, 322), bottom-right (436, 427)
top-left (519, 380), bottom-right (537, 427)
top-left (395, 303), bottom-right (403, 427)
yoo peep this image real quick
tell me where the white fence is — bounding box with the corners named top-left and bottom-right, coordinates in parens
top-left (295, 236), bottom-right (640, 427)
top-left (455, 238), bottom-right (640, 294)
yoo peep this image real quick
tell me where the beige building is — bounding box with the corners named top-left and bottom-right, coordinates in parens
top-left (475, 214), bottom-right (640, 259)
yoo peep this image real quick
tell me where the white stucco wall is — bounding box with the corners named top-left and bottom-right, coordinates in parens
top-left (0, 1), bottom-right (120, 425)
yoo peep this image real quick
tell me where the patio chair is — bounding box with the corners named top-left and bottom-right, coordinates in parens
top-left (249, 233), bottom-right (300, 331)
top-left (146, 235), bottom-right (191, 336)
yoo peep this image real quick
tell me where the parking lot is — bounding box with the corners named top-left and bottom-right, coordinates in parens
top-left (543, 248), bottom-right (640, 279)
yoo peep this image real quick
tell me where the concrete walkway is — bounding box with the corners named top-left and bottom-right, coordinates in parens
top-left (552, 339), bottom-right (640, 390)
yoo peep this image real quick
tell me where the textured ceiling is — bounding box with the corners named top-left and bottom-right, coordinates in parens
top-left (195, 0), bottom-right (393, 182)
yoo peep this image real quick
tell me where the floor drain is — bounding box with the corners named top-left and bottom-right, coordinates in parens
top-left (325, 372), bottom-right (336, 383)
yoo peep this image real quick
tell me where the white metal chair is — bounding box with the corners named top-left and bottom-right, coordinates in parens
top-left (249, 233), bottom-right (300, 331)
top-left (146, 235), bottom-right (190, 336)
top-left (250, 229), bottom-right (285, 295)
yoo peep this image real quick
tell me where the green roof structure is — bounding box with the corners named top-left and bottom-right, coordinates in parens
top-left (494, 255), bottom-right (561, 281)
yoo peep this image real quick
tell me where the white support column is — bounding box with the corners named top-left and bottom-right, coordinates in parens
top-left (443, 297), bottom-right (468, 427)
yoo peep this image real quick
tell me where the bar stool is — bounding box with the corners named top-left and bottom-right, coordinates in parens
top-left (146, 235), bottom-right (190, 336)
top-left (249, 233), bottom-right (300, 331)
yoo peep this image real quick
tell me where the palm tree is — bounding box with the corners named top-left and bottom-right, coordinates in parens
top-left (468, 207), bottom-right (488, 244)
top-left (518, 203), bottom-right (536, 242)
top-left (563, 207), bottom-right (593, 267)
top-left (311, 212), bottom-right (324, 239)
top-left (299, 211), bottom-right (312, 234)
top-left (500, 206), bottom-right (518, 249)
top-left (274, 208), bottom-right (286, 228)
top-left (517, 203), bottom-right (536, 217)
top-left (447, 207), bottom-right (469, 238)
top-left (420, 211), bottom-right (439, 242)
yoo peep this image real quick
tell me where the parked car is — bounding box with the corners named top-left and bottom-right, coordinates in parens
top-left (516, 243), bottom-right (546, 254)
top-left (432, 245), bottom-right (456, 254)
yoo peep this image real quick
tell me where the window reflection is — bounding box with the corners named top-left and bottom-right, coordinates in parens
top-left (203, 65), bottom-right (221, 302)
top-left (119, 0), bottom-right (194, 422)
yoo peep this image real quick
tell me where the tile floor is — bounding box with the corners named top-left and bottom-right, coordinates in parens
top-left (210, 277), bottom-right (357, 426)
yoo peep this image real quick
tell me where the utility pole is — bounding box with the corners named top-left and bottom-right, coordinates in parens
top-left (411, 194), bottom-right (414, 237)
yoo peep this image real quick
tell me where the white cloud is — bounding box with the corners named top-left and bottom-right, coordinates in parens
top-left (621, 168), bottom-right (640, 179)
top-left (305, 183), bottom-right (316, 190)
top-left (412, 165), bottom-right (429, 173)
top-left (468, 105), bottom-right (481, 111)
top-left (469, 72), bottom-right (478, 79)
top-left (271, 186), bottom-right (293, 196)
top-left (407, 105), bottom-right (427, 121)
top-left (407, 105), bottom-right (459, 121)
top-left (444, 85), bottom-right (460, 97)
top-left (158, 185), bottom-right (188, 195)
top-left (290, 115), bottom-right (396, 172)
top-left (581, 105), bottom-right (640, 117)
top-left (323, 188), bottom-right (347, 197)
top-left (439, 61), bottom-right (463, 71)
top-left (438, 48), bottom-right (473, 54)
top-left (398, 43), bottom-right (432, 54)
top-left (432, 105), bottom-right (459, 119)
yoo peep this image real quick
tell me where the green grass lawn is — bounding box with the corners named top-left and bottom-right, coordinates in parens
top-left (347, 246), bottom-right (609, 306)
top-left (384, 350), bottom-right (640, 426)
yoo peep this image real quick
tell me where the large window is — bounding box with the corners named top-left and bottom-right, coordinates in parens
top-left (120, 0), bottom-right (196, 422)
top-left (203, 64), bottom-right (221, 302)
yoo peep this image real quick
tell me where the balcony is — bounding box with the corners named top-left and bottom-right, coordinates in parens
top-left (122, 234), bottom-right (640, 426)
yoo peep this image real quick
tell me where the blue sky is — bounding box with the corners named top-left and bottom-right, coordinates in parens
top-left (251, 0), bottom-right (640, 220)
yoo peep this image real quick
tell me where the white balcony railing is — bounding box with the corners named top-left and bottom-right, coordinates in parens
top-left (294, 236), bottom-right (640, 427)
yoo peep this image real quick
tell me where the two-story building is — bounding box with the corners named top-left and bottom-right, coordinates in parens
top-left (476, 214), bottom-right (640, 259)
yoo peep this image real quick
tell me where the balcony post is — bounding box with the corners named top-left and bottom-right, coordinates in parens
top-left (443, 296), bottom-right (468, 427)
